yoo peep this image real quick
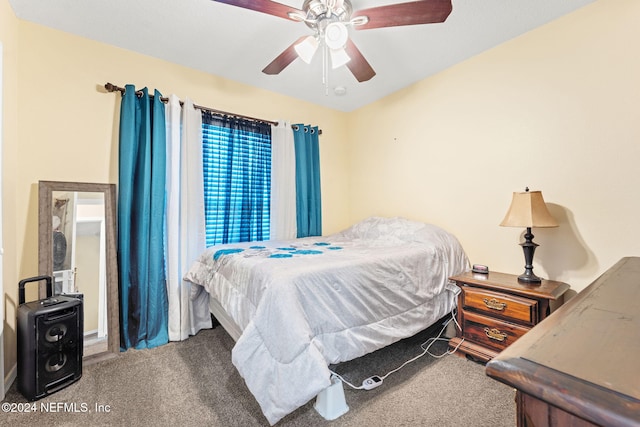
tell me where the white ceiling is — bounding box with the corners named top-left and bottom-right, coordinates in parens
top-left (9, 0), bottom-right (595, 112)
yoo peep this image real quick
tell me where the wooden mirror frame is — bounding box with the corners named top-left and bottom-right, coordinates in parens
top-left (38, 180), bottom-right (120, 364)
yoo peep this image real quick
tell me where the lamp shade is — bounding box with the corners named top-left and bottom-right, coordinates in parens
top-left (294, 36), bottom-right (319, 64)
top-left (325, 22), bottom-right (349, 50)
top-left (500, 190), bottom-right (558, 228)
top-left (330, 47), bottom-right (351, 69)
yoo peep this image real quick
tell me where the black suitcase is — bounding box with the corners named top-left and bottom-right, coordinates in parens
top-left (17, 275), bottom-right (83, 400)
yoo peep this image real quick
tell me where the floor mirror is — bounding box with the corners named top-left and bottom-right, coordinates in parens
top-left (38, 181), bottom-right (119, 364)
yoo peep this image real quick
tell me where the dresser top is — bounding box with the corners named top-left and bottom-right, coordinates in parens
top-left (486, 257), bottom-right (640, 426)
top-left (522, 257), bottom-right (640, 400)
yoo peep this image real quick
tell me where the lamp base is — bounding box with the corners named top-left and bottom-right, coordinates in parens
top-left (519, 227), bottom-right (542, 284)
top-left (518, 271), bottom-right (542, 283)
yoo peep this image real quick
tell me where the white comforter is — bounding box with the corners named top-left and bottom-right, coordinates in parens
top-left (185, 217), bottom-right (469, 424)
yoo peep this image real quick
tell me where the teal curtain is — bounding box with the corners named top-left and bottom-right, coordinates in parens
top-left (118, 85), bottom-right (169, 350)
top-left (292, 124), bottom-right (322, 237)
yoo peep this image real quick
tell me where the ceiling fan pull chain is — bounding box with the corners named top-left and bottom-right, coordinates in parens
top-left (323, 44), bottom-right (329, 96)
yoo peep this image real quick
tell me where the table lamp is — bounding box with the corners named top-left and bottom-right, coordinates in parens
top-left (500, 188), bottom-right (558, 283)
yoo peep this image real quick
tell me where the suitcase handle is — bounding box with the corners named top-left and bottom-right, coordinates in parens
top-left (18, 275), bottom-right (53, 305)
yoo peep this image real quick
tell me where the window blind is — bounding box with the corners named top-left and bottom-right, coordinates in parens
top-left (202, 115), bottom-right (272, 247)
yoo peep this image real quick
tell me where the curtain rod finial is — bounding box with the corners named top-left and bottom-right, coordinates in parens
top-left (104, 82), bottom-right (125, 95)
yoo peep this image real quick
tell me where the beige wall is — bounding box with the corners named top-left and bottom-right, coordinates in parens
top-left (1, 0), bottom-right (20, 389)
top-left (346, 0), bottom-right (640, 294)
top-left (2, 5), bottom-right (349, 380)
top-left (3, 0), bottom-right (638, 385)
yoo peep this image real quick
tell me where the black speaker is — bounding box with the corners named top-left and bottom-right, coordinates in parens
top-left (17, 275), bottom-right (83, 401)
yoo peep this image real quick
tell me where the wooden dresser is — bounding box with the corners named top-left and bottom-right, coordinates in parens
top-left (448, 271), bottom-right (569, 362)
top-left (486, 257), bottom-right (640, 427)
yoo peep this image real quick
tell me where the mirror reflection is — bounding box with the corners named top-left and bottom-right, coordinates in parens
top-left (39, 181), bottom-right (119, 364)
top-left (51, 191), bottom-right (108, 356)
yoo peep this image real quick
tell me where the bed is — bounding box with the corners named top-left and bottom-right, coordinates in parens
top-left (184, 216), bottom-right (469, 425)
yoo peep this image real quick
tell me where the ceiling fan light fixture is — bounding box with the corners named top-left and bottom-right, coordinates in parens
top-left (329, 47), bottom-right (351, 69)
top-left (294, 35), bottom-right (319, 64)
top-left (324, 22), bottom-right (349, 50)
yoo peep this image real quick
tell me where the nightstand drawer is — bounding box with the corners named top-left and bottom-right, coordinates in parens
top-left (462, 287), bottom-right (538, 326)
top-left (463, 311), bottom-right (529, 353)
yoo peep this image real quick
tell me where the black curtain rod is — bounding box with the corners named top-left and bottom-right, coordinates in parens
top-left (104, 82), bottom-right (322, 134)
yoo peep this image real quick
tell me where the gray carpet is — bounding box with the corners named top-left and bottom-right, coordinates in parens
top-left (2, 325), bottom-right (515, 426)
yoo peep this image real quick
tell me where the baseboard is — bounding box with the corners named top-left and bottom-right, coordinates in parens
top-left (4, 362), bottom-right (16, 395)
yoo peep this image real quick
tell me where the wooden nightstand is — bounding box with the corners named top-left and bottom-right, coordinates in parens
top-left (448, 271), bottom-right (569, 363)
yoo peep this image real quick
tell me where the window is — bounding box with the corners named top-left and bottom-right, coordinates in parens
top-left (201, 113), bottom-right (271, 247)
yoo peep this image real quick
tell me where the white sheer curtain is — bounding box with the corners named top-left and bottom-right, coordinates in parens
top-left (270, 121), bottom-right (297, 240)
top-left (165, 95), bottom-right (211, 341)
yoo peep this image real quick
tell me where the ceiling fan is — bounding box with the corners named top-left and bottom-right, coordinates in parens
top-left (212, 0), bottom-right (453, 83)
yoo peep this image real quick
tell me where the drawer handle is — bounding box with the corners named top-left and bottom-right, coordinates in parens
top-left (484, 327), bottom-right (507, 342)
top-left (483, 298), bottom-right (507, 311)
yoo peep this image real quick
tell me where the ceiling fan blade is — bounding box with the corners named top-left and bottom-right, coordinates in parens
top-left (352, 0), bottom-right (452, 30)
top-left (211, 0), bottom-right (304, 21)
top-left (262, 36), bottom-right (307, 75)
top-left (344, 39), bottom-right (376, 82)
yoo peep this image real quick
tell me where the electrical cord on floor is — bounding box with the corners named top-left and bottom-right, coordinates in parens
top-left (331, 310), bottom-right (465, 391)
top-left (329, 371), bottom-right (365, 390)
top-left (421, 309), bottom-right (464, 358)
